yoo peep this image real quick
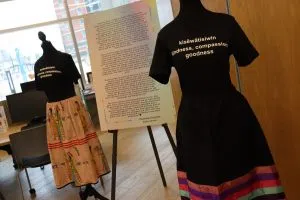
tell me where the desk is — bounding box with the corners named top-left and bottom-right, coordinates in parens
top-left (0, 89), bottom-right (98, 146)
top-left (83, 89), bottom-right (95, 100)
top-left (0, 123), bottom-right (26, 147)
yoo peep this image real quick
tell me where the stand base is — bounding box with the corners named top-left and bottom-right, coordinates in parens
top-left (109, 124), bottom-right (176, 200)
top-left (79, 184), bottom-right (108, 200)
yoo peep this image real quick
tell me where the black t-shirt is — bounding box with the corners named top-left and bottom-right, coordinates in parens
top-left (150, 13), bottom-right (258, 94)
top-left (34, 52), bottom-right (81, 102)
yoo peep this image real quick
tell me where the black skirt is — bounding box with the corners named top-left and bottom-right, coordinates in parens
top-left (176, 87), bottom-right (285, 200)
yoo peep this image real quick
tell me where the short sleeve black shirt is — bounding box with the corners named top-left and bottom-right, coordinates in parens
top-left (34, 52), bottom-right (81, 102)
top-left (150, 14), bottom-right (258, 94)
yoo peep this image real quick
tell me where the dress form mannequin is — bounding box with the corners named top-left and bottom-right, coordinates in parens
top-left (177, 0), bottom-right (214, 28)
top-left (35, 32), bottom-right (109, 200)
top-left (178, 0), bottom-right (207, 16)
top-left (36, 32), bottom-right (79, 102)
top-left (38, 31), bottom-right (58, 56)
top-left (150, 0), bottom-right (285, 199)
top-left (39, 31), bottom-right (83, 97)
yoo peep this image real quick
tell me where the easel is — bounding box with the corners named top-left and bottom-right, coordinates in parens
top-left (108, 123), bottom-right (177, 200)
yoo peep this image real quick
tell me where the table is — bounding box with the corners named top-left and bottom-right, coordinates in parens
top-left (0, 89), bottom-right (98, 147)
top-left (0, 123), bottom-right (26, 147)
top-left (0, 125), bottom-right (25, 200)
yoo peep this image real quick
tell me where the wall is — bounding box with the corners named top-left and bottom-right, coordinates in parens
top-left (230, 1), bottom-right (300, 199)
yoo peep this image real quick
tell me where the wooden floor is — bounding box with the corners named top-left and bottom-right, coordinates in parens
top-left (0, 124), bottom-right (180, 200)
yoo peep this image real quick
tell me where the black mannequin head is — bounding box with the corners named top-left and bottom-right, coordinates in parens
top-left (38, 31), bottom-right (46, 42)
top-left (179, 0), bottom-right (207, 16)
top-left (38, 31), bottom-right (58, 55)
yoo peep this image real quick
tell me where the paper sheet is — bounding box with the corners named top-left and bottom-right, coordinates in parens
top-left (85, 1), bottom-right (176, 131)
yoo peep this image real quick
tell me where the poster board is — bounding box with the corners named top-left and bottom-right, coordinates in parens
top-left (85, 1), bottom-right (176, 131)
top-left (0, 106), bottom-right (8, 133)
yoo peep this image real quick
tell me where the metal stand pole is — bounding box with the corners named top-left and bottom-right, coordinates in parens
top-left (162, 124), bottom-right (177, 158)
top-left (109, 130), bottom-right (118, 200)
top-left (147, 126), bottom-right (167, 187)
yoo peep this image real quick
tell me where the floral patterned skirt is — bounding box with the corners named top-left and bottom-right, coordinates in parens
top-left (46, 96), bottom-right (110, 189)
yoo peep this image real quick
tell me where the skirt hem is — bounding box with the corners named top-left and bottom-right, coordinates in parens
top-left (178, 165), bottom-right (285, 199)
top-left (56, 171), bottom-right (111, 189)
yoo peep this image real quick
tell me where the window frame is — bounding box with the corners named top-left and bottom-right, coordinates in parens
top-left (0, 0), bottom-right (175, 99)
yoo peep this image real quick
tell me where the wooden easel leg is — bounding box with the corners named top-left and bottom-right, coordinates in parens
top-left (162, 124), bottom-right (177, 158)
top-left (110, 130), bottom-right (118, 200)
top-left (147, 126), bottom-right (167, 187)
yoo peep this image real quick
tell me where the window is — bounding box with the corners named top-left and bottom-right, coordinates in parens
top-left (0, 23), bottom-right (71, 100)
top-left (67, 0), bottom-right (101, 17)
top-left (0, 0), bottom-right (173, 101)
top-left (92, 3), bottom-right (100, 11)
top-left (0, 0), bottom-right (66, 30)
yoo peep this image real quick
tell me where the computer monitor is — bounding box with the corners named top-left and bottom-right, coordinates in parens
top-left (6, 90), bottom-right (48, 123)
top-left (20, 81), bottom-right (36, 92)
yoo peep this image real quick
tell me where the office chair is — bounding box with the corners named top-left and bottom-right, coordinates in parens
top-left (21, 122), bottom-right (46, 170)
top-left (9, 125), bottom-right (50, 195)
top-left (0, 150), bottom-right (9, 200)
top-left (0, 191), bottom-right (4, 200)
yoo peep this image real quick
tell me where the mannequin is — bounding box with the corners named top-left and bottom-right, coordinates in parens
top-left (150, 0), bottom-right (285, 199)
top-left (35, 32), bottom-right (79, 102)
top-left (38, 32), bottom-right (59, 56)
top-left (38, 31), bottom-right (46, 43)
top-left (34, 32), bottom-right (110, 200)
top-left (178, 0), bottom-right (207, 16)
